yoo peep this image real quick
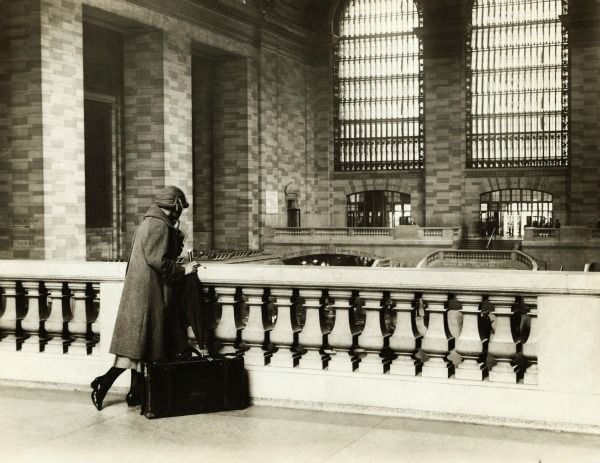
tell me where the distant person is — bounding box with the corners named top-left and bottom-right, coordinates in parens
top-left (90, 186), bottom-right (199, 411)
top-left (555, 219), bottom-right (561, 229)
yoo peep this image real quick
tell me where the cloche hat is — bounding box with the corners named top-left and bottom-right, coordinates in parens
top-left (155, 185), bottom-right (189, 210)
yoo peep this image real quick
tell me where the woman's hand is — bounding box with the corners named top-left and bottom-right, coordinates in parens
top-left (184, 262), bottom-right (200, 275)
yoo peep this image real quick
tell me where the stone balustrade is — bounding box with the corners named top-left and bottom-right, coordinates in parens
top-left (1, 260), bottom-right (600, 433)
top-left (272, 227), bottom-right (394, 237)
top-left (417, 249), bottom-right (538, 270)
top-left (524, 226), bottom-right (600, 242)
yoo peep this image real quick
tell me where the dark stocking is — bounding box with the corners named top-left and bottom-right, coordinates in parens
top-left (91, 367), bottom-right (125, 411)
top-left (126, 370), bottom-right (144, 406)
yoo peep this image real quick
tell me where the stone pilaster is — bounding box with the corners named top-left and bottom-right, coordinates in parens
top-left (568, 1), bottom-right (600, 226)
top-left (422, 0), bottom-right (470, 227)
top-left (40, 0), bottom-right (86, 260)
top-left (123, 30), bottom-right (194, 253)
top-left (0, 0), bottom-right (44, 259)
top-left (212, 57), bottom-right (260, 250)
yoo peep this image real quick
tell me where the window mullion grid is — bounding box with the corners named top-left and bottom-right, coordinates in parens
top-left (470, 0), bottom-right (566, 169)
top-left (335, 0), bottom-right (423, 171)
top-left (560, 0), bottom-right (569, 167)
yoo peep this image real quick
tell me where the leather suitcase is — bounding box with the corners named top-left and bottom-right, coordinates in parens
top-left (142, 354), bottom-right (248, 419)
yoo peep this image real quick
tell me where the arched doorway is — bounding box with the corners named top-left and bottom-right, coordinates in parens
top-left (347, 190), bottom-right (411, 227)
top-left (480, 189), bottom-right (553, 238)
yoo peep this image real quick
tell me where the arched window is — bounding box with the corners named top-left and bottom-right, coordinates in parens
top-left (480, 189), bottom-right (553, 237)
top-left (467, 0), bottom-right (568, 168)
top-left (334, 0), bottom-right (423, 171)
top-left (347, 190), bottom-right (411, 227)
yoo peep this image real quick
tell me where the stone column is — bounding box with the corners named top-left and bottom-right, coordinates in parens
top-left (421, 0), bottom-right (470, 227)
top-left (568, 2), bottom-right (600, 226)
top-left (123, 31), bottom-right (193, 253)
top-left (40, 0), bottom-right (86, 259)
top-left (0, 0), bottom-right (86, 259)
top-left (212, 57), bottom-right (260, 250)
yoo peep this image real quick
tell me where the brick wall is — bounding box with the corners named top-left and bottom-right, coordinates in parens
top-left (163, 33), bottom-right (194, 250)
top-left (40, 0), bottom-right (86, 260)
top-left (424, 54), bottom-right (466, 227)
top-left (422, 1), bottom-right (468, 228)
top-left (4, 0), bottom-right (599, 261)
top-left (310, 64), bottom-right (334, 227)
top-left (569, 8), bottom-right (600, 227)
top-left (122, 31), bottom-right (194, 254)
top-left (192, 56), bottom-right (214, 250)
top-left (123, 31), bottom-right (165, 250)
top-left (0, 0), bottom-right (44, 259)
top-left (212, 57), bottom-right (260, 249)
top-left (260, 48), bottom-right (310, 228)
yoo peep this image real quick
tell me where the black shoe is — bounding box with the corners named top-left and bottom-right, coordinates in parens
top-left (126, 391), bottom-right (142, 407)
top-left (90, 377), bottom-right (107, 411)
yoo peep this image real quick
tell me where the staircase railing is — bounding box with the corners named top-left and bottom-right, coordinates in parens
top-left (486, 228), bottom-right (496, 250)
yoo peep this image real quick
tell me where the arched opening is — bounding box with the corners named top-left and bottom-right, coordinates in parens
top-left (480, 189), bottom-right (553, 238)
top-left (347, 190), bottom-right (411, 227)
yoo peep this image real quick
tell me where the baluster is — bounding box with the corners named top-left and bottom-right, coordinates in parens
top-left (43, 282), bottom-right (68, 353)
top-left (86, 283), bottom-right (100, 355)
top-left (297, 289), bottom-right (326, 370)
top-left (421, 293), bottom-right (453, 378)
top-left (522, 295), bottom-right (538, 385)
top-left (0, 283), bottom-right (4, 334)
top-left (186, 284), bottom-right (213, 354)
top-left (0, 280), bottom-right (18, 350)
top-left (289, 290), bottom-right (306, 366)
top-left (512, 295), bottom-right (532, 383)
top-left (389, 291), bottom-right (420, 375)
top-left (214, 286), bottom-right (237, 354)
top-left (354, 290), bottom-right (385, 374)
top-left (202, 286), bottom-right (222, 355)
top-left (64, 282), bottom-right (89, 354)
top-left (327, 289), bottom-right (354, 372)
top-left (446, 294), bottom-right (463, 368)
top-left (261, 288), bottom-right (280, 363)
top-left (37, 282), bottom-right (52, 350)
top-left (488, 295), bottom-right (518, 383)
top-left (269, 287), bottom-right (295, 368)
top-left (479, 295), bottom-right (497, 374)
top-left (20, 281), bottom-right (43, 352)
top-left (15, 282), bottom-right (28, 348)
top-left (239, 287), bottom-right (266, 366)
top-left (455, 295), bottom-right (486, 380)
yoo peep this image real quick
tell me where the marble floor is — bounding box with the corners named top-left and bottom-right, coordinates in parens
top-left (2, 384), bottom-right (600, 463)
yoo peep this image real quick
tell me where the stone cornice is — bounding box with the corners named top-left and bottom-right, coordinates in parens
top-left (465, 167), bottom-right (568, 178)
top-left (332, 170), bottom-right (424, 181)
top-left (191, 0), bottom-right (312, 55)
top-left (123, 0), bottom-right (313, 59)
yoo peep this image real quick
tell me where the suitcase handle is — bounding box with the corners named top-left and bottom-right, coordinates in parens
top-left (189, 345), bottom-right (214, 361)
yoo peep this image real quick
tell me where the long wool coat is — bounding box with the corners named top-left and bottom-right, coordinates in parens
top-left (110, 205), bottom-right (185, 362)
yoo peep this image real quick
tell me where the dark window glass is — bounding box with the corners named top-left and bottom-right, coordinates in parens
top-left (84, 99), bottom-right (113, 228)
top-left (347, 190), bottom-right (411, 227)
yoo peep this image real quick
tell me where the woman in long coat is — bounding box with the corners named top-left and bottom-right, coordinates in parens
top-left (90, 186), bottom-right (198, 411)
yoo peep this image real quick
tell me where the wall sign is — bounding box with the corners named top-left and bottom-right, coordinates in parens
top-left (266, 190), bottom-right (278, 214)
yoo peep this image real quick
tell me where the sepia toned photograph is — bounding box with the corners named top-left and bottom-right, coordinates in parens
top-left (1, 0), bottom-right (599, 461)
